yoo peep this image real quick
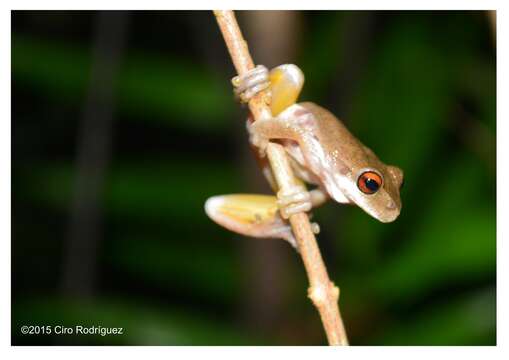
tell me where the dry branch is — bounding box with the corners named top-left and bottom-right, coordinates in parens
top-left (213, 10), bottom-right (348, 346)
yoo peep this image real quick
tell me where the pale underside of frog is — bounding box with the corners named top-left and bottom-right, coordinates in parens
top-left (205, 64), bottom-right (403, 248)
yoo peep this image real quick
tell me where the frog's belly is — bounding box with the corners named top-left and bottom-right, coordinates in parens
top-left (282, 138), bottom-right (351, 204)
top-left (281, 139), bottom-right (321, 186)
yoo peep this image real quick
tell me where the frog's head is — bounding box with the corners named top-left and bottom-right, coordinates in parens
top-left (325, 159), bottom-right (404, 223)
top-left (348, 165), bottom-right (403, 222)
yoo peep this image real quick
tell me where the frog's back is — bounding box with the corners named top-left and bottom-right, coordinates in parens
top-left (299, 102), bottom-right (376, 167)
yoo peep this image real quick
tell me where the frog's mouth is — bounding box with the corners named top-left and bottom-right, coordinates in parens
top-left (328, 173), bottom-right (401, 223)
top-left (369, 205), bottom-right (400, 223)
top-left (355, 193), bottom-right (401, 223)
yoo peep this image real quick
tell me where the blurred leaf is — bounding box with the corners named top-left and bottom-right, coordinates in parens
top-left (371, 289), bottom-right (495, 345)
top-left (367, 158), bottom-right (495, 304)
top-left (300, 11), bottom-right (344, 99)
top-left (455, 57), bottom-right (496, 130)
top-left (13, 297), bottom-right (260, 345)
top-left (22, 159), bottom-right (245, 303)
top-left (349, 19), bottom-right (451, 180)
top-left (107, 234), bottom-right (241, 303)
top-left (25, 160), bottom-right (239, 220)
top-left (340, 19), bottom-right (454, 265)
top-left (12, 12), bottom-right (496, 346)
top-left (12, 35), bottom-right (232, 130)
top-left (118, 54), bottom-right (231, 129)
top-left (438, 12), bottom-right (496, 130)
top-left (12, 36), bottom-right (90, 97)
top-left (339, 154), bottom-right (495, 328)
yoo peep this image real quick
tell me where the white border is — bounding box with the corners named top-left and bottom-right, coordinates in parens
top-left (2, 0), bottom-right (502, 10)
top-left (3, 1), bottom-right (506, 359)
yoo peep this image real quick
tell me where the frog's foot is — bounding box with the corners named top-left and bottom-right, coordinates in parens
top-left (232, 65), bottom-right (270, 103)
top-left (204, 194), bottom-right (298, 249)
top-left (246, 120), bottom-right (270, 157)
top-left (309, 188), bottom-right (329, 208)
top-left (276, 185), bottom-right (313, 219)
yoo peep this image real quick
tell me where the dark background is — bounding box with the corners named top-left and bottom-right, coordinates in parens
top-left (12, 10), bottom-right (496, 345)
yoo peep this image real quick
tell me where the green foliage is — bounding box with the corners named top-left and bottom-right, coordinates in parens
top-left (12, 35), bottom-right (233, 130)
top-left (373, 289), bottom-right (495, 345)
top-left (25, 161), bottom-right (239, 219)
top-left (12, 11), bottom-right (495, 345)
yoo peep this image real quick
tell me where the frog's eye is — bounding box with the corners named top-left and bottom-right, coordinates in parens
top-left (357, 171), bottom-right (383, 194)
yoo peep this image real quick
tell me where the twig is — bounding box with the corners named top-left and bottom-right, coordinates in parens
top-left (213, 10), bottom-right (348, 346)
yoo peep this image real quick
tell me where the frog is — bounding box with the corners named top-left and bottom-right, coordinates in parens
top-left (205, 64), bottom-right (403, 247)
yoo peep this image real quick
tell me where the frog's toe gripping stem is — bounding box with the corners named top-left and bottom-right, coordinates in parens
top-left (204, 194), bottom-right (297, 248)
top-left (246, 120), bottom-right (270, 157)
top-left (232, 65), bottom-right (270, 103)
top-left (231, 64), bottom-right (304, 116)
top-left (276, 185), bottom-right (313, 219)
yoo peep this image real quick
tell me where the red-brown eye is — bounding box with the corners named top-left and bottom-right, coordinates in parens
top-left (357, 171), bottom-right (383, 194)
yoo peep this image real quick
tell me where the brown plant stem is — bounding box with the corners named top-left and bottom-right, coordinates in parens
top-left (213, 10), bottom-right (348, 346)
top-left (239, 11), bottom-right (300, 332)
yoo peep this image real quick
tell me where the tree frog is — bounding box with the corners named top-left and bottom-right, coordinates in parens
top-left (205, 64), bottom-right (403, 247)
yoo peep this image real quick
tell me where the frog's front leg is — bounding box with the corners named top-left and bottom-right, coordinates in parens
top-left (232, 63), bottom-right (304, 116)
top-left (267, 64), bottom-right (305, 116)
top-left (236, 64), bottom-right (305, 155)
top-left (249, 105), bottom-right (323, 218)
top-left (234, 64), bottom-right (312, 218)
top-left (232, 65), bottom-right (271, 103)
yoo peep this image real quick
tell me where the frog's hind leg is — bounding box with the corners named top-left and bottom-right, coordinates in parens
top-left (205, 193), bottom-right (324, 249)
top-left (205, 194), bottom-right (297, 248)
top-left (269, 64), bottom-right (304, 116)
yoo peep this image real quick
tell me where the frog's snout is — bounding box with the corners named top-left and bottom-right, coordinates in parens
top-left (386, 199), bottom-right (397, 210)
top-left (378, 200), bottom-right (401, 223)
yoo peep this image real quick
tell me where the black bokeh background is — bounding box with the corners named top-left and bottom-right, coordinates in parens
top-left (12, 10), bottom-right (496, 345)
